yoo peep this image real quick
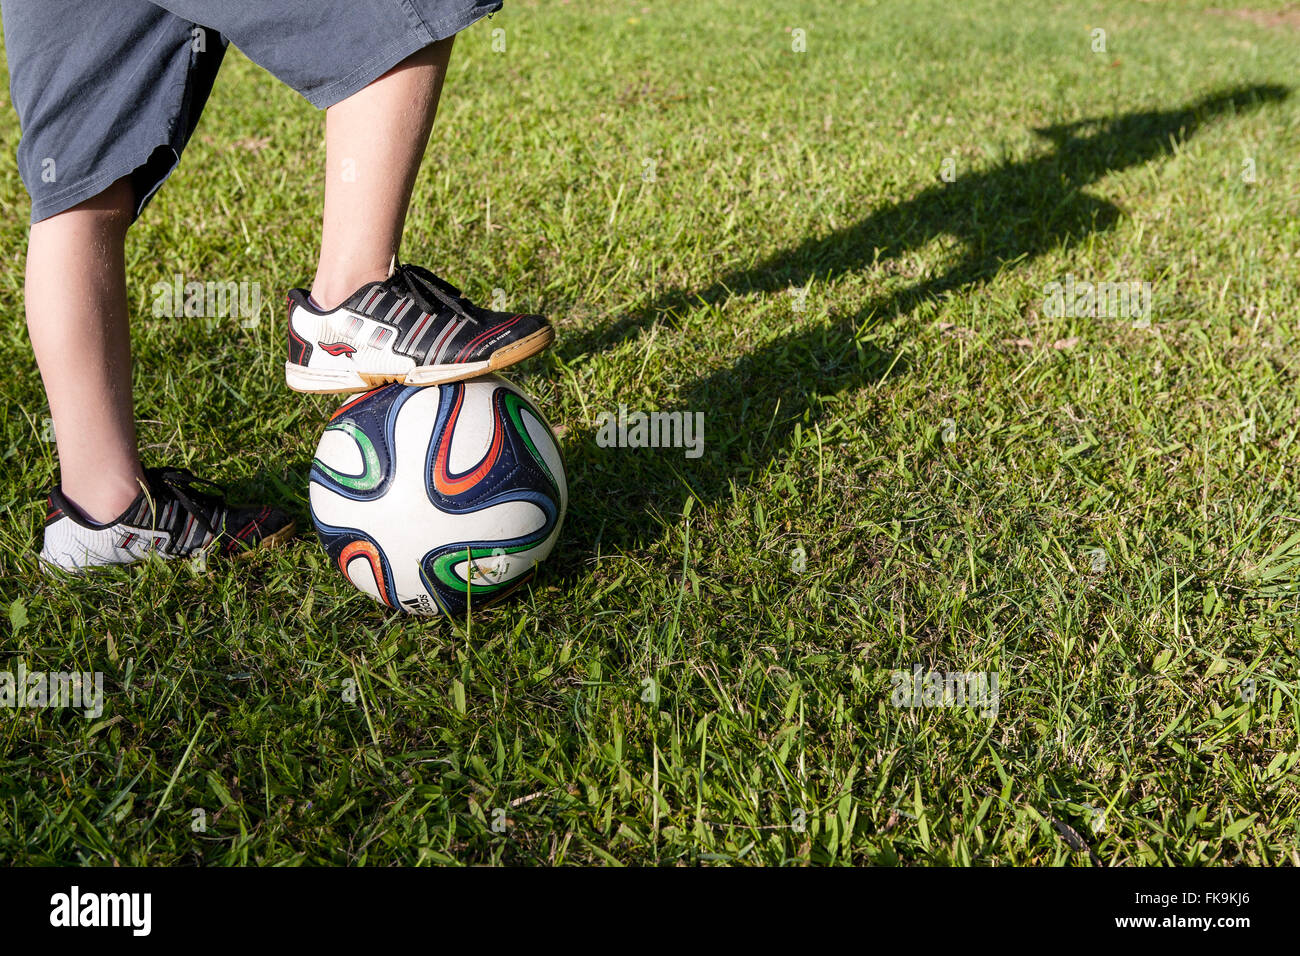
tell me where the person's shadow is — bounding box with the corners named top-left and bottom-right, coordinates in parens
top-left (554, 84), bottom-right (1290, 566)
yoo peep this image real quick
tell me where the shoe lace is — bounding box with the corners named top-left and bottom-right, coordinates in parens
top-left (141, 467), bottom-right (225, 544)
top-left (384, 262), bottom-right (477, 323)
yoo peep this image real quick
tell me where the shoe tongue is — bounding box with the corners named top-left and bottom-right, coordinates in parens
top-left (343, 268), bottom-right (467, 319)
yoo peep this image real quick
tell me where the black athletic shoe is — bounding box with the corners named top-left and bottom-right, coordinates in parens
top-left (40, 467), bottom-right (295, 572)
top-left (284, 261), bottom-right (553, 394)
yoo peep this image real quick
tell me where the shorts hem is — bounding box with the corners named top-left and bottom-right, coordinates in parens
top-left (302, 4), bottom-right (501, 109)
top-left (27, 143), bottom-right (178, 224)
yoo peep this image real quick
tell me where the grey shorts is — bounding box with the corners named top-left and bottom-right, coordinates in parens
top-left (1, 0), bottom-right (502, 222)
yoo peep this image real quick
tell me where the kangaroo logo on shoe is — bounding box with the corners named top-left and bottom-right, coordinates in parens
top-left (319, 342), bottom-right (356, 357)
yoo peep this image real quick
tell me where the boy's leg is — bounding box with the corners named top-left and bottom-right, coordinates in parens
top-left (26, 177), bottom-right (145, 523)
top-left (311, 38), bottom-right (455, 310)
top-left (283, 29), bottom-right (552, 394)
top-left (8, 2), bottom-right (292, 569)
top-left (28, 170), bottom-right (296, 568)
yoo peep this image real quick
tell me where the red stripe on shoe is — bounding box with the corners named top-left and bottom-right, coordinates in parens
top-left (424, 318), bottom-right (460, 365)
top-left (454, 315), bottom-right (522, 363)
top-left (235, 506), bottom-right (271, 542)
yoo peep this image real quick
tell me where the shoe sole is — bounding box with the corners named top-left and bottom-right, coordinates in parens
top-left (283, 326), bottom-right (555, 395)
top-left (251, 520), bottom-right (297, 553)
top-left (38, 520), bottom-right (297, 575)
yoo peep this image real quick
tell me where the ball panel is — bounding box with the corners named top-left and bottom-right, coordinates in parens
top-left (516, 400), bottom-right (568, 508)
top-left (311, 520), bottom-right (400, 608)
top-left (444, 381), bottom-right (498, 476)
top-left (313, 421), bottom-right (382, 493)
top-left (429, 383), bottom-right (507, 501)
top-left (339, 539), bottom-right (390, 607)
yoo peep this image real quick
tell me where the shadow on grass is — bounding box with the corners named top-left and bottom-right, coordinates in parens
top-left (557, 83), bottom-right (1290, 567)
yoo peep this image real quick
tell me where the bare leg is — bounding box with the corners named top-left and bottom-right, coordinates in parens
top-left (311, 37), bottom-right (455, 309)
top-left (27, 176), bottom-right (145, 523)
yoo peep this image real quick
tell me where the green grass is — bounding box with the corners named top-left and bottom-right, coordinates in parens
top-left (2, 0), bottom-right (1300, 865)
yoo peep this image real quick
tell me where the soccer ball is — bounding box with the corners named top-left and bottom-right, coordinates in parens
top-left (309, 375), bottom-right (567, 616)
